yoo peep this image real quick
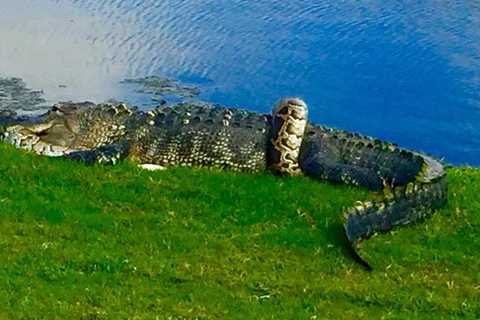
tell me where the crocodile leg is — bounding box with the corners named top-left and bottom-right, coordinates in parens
top-left (63, 140), bottom-right (131, 165)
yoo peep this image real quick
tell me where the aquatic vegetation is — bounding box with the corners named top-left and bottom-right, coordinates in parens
top-left (0, 77), bottom-right (46, 111)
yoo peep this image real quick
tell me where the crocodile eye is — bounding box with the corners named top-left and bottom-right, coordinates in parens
top-left (155, 114), bottom-right (165, 122)
top-left (306, 130), bottom-right (316, 136)
top-left (191, 116), bottom-right (202, 124)
top-left (36, 129), bottom-right (50, 137)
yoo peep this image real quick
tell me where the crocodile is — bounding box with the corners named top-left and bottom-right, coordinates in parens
top-left (0, 98), bottom-right (447, 269)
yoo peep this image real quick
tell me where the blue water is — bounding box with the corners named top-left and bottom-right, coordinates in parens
top-left (0, 0), bottom-right (479, 165)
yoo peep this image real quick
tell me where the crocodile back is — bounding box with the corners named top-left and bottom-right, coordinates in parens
top-left (128, 103), bottom-right (272, 173)
top-left (299, 124), bottom-right (424, 191)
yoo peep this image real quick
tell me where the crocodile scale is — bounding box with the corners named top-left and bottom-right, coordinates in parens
top-left (0, 98), bottom-right (447, 268)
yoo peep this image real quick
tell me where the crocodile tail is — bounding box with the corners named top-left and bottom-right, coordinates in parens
top-left (344, 153), bottom-right (447, 246)
top-left (299, 124), bottom-right (448, 267)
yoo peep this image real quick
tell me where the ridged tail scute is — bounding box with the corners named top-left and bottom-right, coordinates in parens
top-left (64, 141), bottom-right (132, 166)
top-left (268, 97), bottom-right (308, 176)
top-left (344, 154), bottom-right (447, 246)
top-left (299, 124), bottom-right (448, 267)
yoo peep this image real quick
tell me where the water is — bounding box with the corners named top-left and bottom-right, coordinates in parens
top-left (0, 0), bottom-right (479, 165)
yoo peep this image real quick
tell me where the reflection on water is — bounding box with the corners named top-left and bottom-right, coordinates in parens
top-left (0, 0), bottom-right (479, 165)
top-left (0, 0), bottom-right (136, 104)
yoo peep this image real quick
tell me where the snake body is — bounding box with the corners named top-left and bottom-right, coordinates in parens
top-left (0, 98), bottom-right (447, 267)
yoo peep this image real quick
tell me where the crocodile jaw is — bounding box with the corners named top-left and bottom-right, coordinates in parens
top-left (3, 125), bottom-right (76, 157)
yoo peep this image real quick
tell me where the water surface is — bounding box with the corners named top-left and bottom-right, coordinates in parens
top-left (0, 0), bottom-right (478, 165)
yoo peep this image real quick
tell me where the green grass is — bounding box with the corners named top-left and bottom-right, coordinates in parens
top-left (0, 142), bottom-right (479, 319)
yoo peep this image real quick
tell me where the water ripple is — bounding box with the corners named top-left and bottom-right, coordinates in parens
top-left (0, 0), bottom-right (478, 165)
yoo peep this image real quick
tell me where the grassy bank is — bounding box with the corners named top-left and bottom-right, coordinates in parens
top-left (0, 142), bottom-right (479, 319)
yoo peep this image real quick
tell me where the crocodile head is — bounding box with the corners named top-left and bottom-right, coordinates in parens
top-left (0, 102), bottom-right (95, 156)
top-left (2, 120), bottom-right (78, 156)
top-left (1, 101), bottom-right (137, 156)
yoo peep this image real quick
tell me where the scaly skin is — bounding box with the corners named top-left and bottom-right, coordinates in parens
top-left (0, 99), bottom-right (448, 268)
top-left (3, 102), bottom-right (136, 157)
top-left (299, 124), bottom-right (447, 248)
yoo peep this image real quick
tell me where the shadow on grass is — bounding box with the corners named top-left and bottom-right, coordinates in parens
top-left (326, 222), bottom-right (373, 271)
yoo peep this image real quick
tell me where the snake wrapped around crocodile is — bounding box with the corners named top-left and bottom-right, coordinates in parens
top-left (0, 98), bottom-right (447, 269)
